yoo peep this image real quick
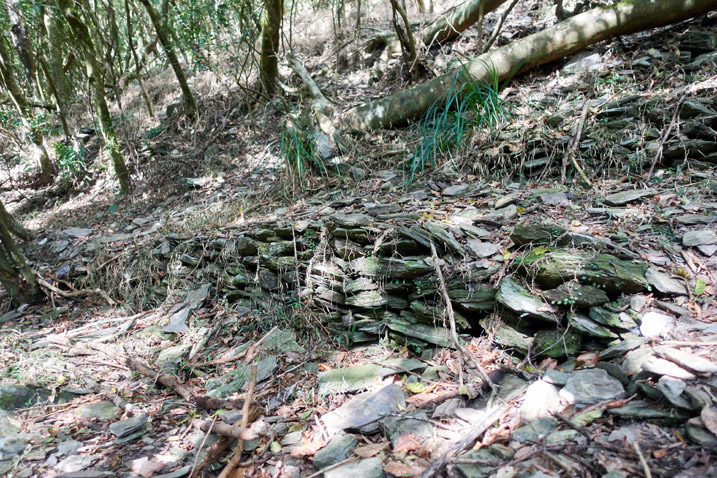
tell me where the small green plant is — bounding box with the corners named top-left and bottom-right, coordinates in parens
top-left (280, 118), bottom-right (326, 184)
top-left (52, 142), bottom-right (89, 186)
top-left (406, 60), bottom-right (511, 183)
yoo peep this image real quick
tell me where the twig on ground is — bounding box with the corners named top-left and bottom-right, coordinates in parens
top-left (36, 275), bottom-right (115, 305)
top-left (551, 411), bottom-right (591, 440)
top-left (647, 94), bottom-right (685, 181)
top-left (190, 436), bottom-right (234, 478)
top-left (306, 456), bottom-right (359, 478)
top-left (190, 415), bottom-right (218, 478)
top-left (633, 440), bottom-right (652, 478)
top-left (562, 101), bottom-right (593, 188)
top-left (84, 376), bottom-right (137, 415)
top-left (431, 243), bottom-right (493, 388)
top-left (217, 363), bottom-right (258, 478)
top-left (192, 418), bottom-right (263, 441)
top-left (418, 404), bottom-right (508, 478)
top-left (90, 343), bottom-right (194, 402)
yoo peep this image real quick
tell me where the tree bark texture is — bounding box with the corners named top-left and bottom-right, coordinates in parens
top-left (0, 200), bottom-right (41, 305)
top-left (0, 34), bottom-right (54, 184)
top-left (6, 1), bottom-right (38, 96)
top-left (259, 0), bottom-right (283, 95)
top-left (137, 0), bottom-right (197, 117)
top-left (58, 0), bottom-right (131, 194)
top-left (422, 0), bottom-right (508, 46)
top-left (343, 0), bottom-right (716, 131)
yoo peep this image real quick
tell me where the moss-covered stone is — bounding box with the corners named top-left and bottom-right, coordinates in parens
top-left (544, 281), bottom-right (609, 308)
top-left (533, 329), bottom-right (582, 358)
top-left (350, 257), bottom-right (433, 279)
top-left (521, 252), bottom-right (648, 294)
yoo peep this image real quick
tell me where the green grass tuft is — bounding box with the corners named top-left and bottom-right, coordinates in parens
top-left (405, 61), bottom-right (511, 183)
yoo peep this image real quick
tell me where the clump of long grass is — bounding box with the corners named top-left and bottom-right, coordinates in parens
top-left (405, 61), bottom-right (511, 183)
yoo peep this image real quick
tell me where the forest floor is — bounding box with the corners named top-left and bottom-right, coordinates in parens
top-left (1, 3), bottom-right (717, 478)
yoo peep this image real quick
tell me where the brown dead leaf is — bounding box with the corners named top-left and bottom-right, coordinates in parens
top-left (317, 363), bottom-right (331, 372)
top-left (700, 406), bottom-right (717, 437)
top-left (406, 388), bottom-right (457, 408)
top-left (290, 439), bottom-right (327, 458)
top-left (129, 457), bottom-right (164, 478)
top-left (228, 468), bottom-right (245, 478)
top-left (576, 351), bottom-right (600, 368)
top-left (538, 358), bottom-right (558, 370)
top-left (513, 446), bottom-right (534, 461)
top-left (383, 460), bottom-right (425, 477)
top-left (393, 433), bottom-right (423, 454)
top-left (652, 448), bottom-right (668, 459)
top-left (354, 441), bottom-right (390, 458)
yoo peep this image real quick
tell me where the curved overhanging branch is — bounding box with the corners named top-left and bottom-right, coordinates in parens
top-left (422, 0), bottom-right (509, 47)
top-left (343, 0), bottom-right (716, 131)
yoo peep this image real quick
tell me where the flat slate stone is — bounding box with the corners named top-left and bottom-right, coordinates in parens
top-left (380, 411), bottom-right (434, 445)
top-left (603, 188), bottom-right (657, 206)
top-left (75, 401), bottom-right (120, 421)
top-left (544, 282), bottom-right (609, 308)
top-left (559, 369), bottom-right (625, 405)
top-left (683, 230), bottom-right (717, 246)
top-left (567, 312), bottom-right (618, 339)
top-left (645, 268), bottom-right (688, 295)
top-left (321, 385), bottom-right (406, 435)
top-left (496, 276), bottom-right (558, 324)
top-left (540, 192), bottom-right (569, 205)
top-left (313, 434), bottom-right (358, 469)
top-left (60, 227), bottom-right (94, 239)
top-left (654, 346), bottom-right (717, 374)
top-left (511, 417), bottom-right (558, 443)
top-left (608, 400), bottom-right (689, 424)
top-left (329, 213), bottom-right (373, 228)
top-left (466, 240), bottom-right (502, 258)
top-left (443, 184), bottom-right (471, 196)
top-left (318, 359), bottom-right (425, 394)
top-left (675, 214), bottom-right (717, 225)
top-left (324, 457), bottom-right (385, 478)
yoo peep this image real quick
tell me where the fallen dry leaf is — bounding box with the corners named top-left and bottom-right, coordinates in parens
top-left (129, 457), bottom-right (164, 478)
top-left (354, 441), bottom-right (390, 458)
top-left (576, 351), bottom-right (600, 368)
top-left (290, 439), bottom-right (327, 458)
top-left (393, 433), bottom-right (424, 454)
top-left (700, 406), bottom-right (717, 437)
top-left (652, 448), bottom-right (668, 459)
top-left (383, 460), bottom-right (425, 477)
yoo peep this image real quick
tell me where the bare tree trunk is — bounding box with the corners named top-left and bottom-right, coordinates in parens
top-left (0, 34), bottom-right (54, 185)
top-left (344, 0), bottom-right (716, 131)
top-left (58, 0), bottom-right (131, 195)
top-left (124, 0), bottom-right (153, 118)
top-left (422, 0), bottom-right (508, 47)
top-left (6, 1), bottom-right (39, 97)
top-left (137, 0), bottom-right (197, 117)
top-left (389, 0), bottom-right (418, 78)
top-left (0, 200), bottom-right (41, 305)
top-left (38, 58), bottom-right (71, 138)
top-left (259, 0), bottom-right (283, 95)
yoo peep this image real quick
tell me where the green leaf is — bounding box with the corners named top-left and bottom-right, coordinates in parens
top-left (694, 279), bottom-right (706, 296)
top-left (405, 382), bottom-right (425, 394)
top-left (573, 409), bottom-right (602, 427)
top-left (270, 441), bottom-right (282, 453)
top-left (299, 409), bottom-right (313, 420)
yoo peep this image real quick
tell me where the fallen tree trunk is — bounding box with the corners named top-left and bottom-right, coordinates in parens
top-left (343, 0), bottom-right (715, 131)
top-left (422, 0), bottom-right (508, 46)
top-left (369, 0), bottom-right (508, 60)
